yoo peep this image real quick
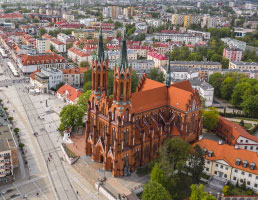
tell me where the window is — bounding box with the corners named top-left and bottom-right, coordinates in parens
top-left (124, 129), bottom-right (129, 147)
top-left (216, 164), bottom-right (218, 167)
top-left (206, 168), bottom-right (209, 172)
top-left (240, 179), bottom-right (243, 183)
top-left (233, 177), bottom-right (236, 181)
top-left (255, 184), bottom-right (258, 188)
top-left (226, 167), bottom-right (228, 171)
top-left (240, 140), bottom-right (243, 143)
top-left (250, 146), bottom-right (253, 150)
top-left (249, 174), bottom-right (252, 178)
top-left (224, 174), bottom-right (227, 178)
top-left (207, 161), bottom-right (210, 164)
top-left (247, 181), bottom-right (250, 185)
top-left (245, 146), bottom-right (247, 149)
top-left (246, 140), bottom-right (248, 143)
top-left (242, 172), bottom-right (245, 175)
top-left (235, 169), bottom-right (238, 173)
top-left (214, 171), bottom-right (217, 175)
top-left (220, 165), bottom-right (223, 169)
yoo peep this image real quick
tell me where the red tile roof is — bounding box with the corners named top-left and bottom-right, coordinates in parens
top-left (21, 54), bottom-right (65, 66)
top-left (68, 47), bottom-right (89, 57)
top-left (57, 84), bottom-right (82, 102)
top-left (0, 13), bottom-right (23, 19)
top-left (147, 51), bottom-right (168, 60)
top-left (218, 116), bottom-right (258, 145)
top-left (30, 70), bottom-right (41, 80)
top-left (61, 67), bottom-right (88, 74)
top-left (194, 138), bottom-right (258, 175)
top-left (132, 78), bottom-right (196, 113)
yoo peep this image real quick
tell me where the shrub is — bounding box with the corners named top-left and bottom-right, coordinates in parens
top-left (14, 128), bottom-right (19, 134)
top-left (19, 143), bottom-right (25, 150)
top-left (8, 117), bottom-right (13, 121)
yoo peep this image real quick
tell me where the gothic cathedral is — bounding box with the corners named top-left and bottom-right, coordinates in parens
top-left (85, 27), bottom-right (202, 177)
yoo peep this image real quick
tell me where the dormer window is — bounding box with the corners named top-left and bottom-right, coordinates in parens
top-left (250, 163), bottom-right (255, 170)
top-left (243, 160), bottom-right (248, 168)
top-left (27, 61), bottom-right (30, 65)
top-left (46, 60), bottom-right (49, 64)
top-left (32, 61), bottom-right (35, 64)
top-left (37, 61), bottom-right (39, 64)
top-left (208, 150), bottom-right (213, 157)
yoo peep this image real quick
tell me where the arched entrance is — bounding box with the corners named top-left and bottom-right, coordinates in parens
top-left (95, 146), bottom-right (103, 162)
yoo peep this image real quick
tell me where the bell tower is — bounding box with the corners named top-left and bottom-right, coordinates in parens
top-left (113, 29), bottom-right (132, 104)
top-left (91, 24), bottom-right (109, 100)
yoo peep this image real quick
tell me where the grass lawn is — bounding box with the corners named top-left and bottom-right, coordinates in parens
top-left (230, 185), bottom-right (254, 195)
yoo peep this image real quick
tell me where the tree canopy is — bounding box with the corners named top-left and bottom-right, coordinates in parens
top-left (202, 107), bottom-right (219, 131)
top-left (142, 181), bottom-right (172, 200)
top-left (77, 90), bottom-right (91, 112)
top-left (59, 105), bottom-right (84, 131)
top-left (80, 61), bottom-right (90, 68)
top-left (190, 184), bottom-right (216, 200)
top-left (149, 68), bottom-right (164, 83)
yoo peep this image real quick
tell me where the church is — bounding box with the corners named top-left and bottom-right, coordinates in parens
top-left (84, 27), bottom-right (202, 177)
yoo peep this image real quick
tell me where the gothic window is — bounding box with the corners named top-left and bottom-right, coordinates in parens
top-left (103, 104), bottom-right (105, 115)
top-left (113, 108), bottom-right (117, 121)
top-left (135, 149), bottom-right (140, 162)
top-left (125, 109), bottom-right (129, 123)
top-left (120, 82), bottom-right (124, 101)
top-left (153, 143), bottom-right (157, 154)
top-left (91, 116), bottom-right (94, 130)
top-left (93, 74), bottom-right (95, 89)
top-left (126, 82), bottom-right (129, 99)
top-left (190, 114), bottom-right (194, 132)
top-left (92, 98), bottom-right (95, 110)
top-left (192, 100), bottom-right (196, 110)
top-left (124, 129), bottom-right (129, 147)
top-left (112, 128), bottom-right (116, 145)
top-left (97, 74), bottom-right (100, 89)
top-left (144, 145), bottom-right (149, 158)
top-left (103, 74), bottom-right (105, 88)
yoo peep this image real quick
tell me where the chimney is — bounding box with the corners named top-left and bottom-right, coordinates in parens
top-left (218, 140), bottom-right (223, 145)
top-left (235, 145), bottom-right (239, 150)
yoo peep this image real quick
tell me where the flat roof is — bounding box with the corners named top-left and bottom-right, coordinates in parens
top-left (0, 125), bottom-right (16, 151)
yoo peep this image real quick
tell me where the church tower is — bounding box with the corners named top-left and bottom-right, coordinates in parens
top-left (113, 29), bottom-right (132, 104)
top-left (91, 25), bottom-right (109, 100)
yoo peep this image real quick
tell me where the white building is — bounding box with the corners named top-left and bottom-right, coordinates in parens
top-left (195, 138), bottom-right (258, 192)
top-left (229, 62), bottom-right (258, 70)
top-left (189, 79), bottom-right (214, 107)
top-left (221, 37), bottom-right (246, 51)
top-left (146, 19), bottom-right (163, 28)
top-left (17, 54), bottom-right (66, 75)
top-left (79, 18), bottom-right (97, 26)
top-left (57, 84), bottom-right (82, 105)
top-left (153, 33), bottom-right (202, 44)
top-left (36, 38), bottom-right (50, 53)
top-left (187, 30), bottom-right (211, 40)
top-left (68, 48), bottom-right (92, 65)
top-left (62, 14), bottom-right (75, 22)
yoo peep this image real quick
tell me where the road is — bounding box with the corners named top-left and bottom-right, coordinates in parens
top-left (0, 56), bottom-right (106, 200)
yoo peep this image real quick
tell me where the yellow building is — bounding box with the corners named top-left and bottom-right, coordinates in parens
top-left (184, 15), bottom-right (192, 27)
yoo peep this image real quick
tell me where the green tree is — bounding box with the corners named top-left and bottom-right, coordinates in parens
top-left (150, 163), bottom-right (168, 189)
top-left (114, 21), bottom-right (123, 29)
top-left (188, 145), bottom-right (205, 184)
top-left (66, 43), bottom-right (73, 50)
top-left (149, 68), bottom-right (164, 83)
top-left (56, 82), bottom-right (64, 90)
top-left (77, 90), bottom-right (91, 112)
top-left (221, 57), bottom-right (229, 69)
top-left (59, 105), bottom-right (84, 131)
top-left (208, 73), bottom-right (225, 97)
top-left (142, 181), bottom-right (172, 200)
top-left (210, 54), bottom-right (222, 62)
top-left (220, 76), bottom-right (236, 100)
top-left (160, 138), bottom-right (191, 178)
top-left (84, 69), bottom-right (92, 83)
top-left (40, 28), bottom-right (47, 36)
top-left (83, 82), bottom-right (91, 92)
top-left (202, 107), bottom-right (219, 131)
top-left (241, 94), bottom-right (258, 118)
top-left (230, 81), bottom-right (252, 107)
top-left (116, 30), bottom-right (122, 38)
top-left (80, 61), bottom-right (90, 68)
top-left (222, 185), bottom-right (231, 195)
top-left (135, 33), bottom-right (146, 41)
top-left (190, 184), bottom-right (216, 200)
top-left (50, 44), bottom-right (55, 52)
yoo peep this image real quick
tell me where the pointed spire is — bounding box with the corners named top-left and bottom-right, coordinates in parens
top-left (166, 59), bottom-right (171, 88)
top-left (97, 23), bottom-right (105, 62)
top-left (120, 28), bottom-right (128, 70)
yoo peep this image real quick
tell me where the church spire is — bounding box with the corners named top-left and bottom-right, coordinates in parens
top-left (120, 28), bottom-right (128, 70)
top-left (97, 23), bottom-right (105, 62)
top-left (166, 59), bottom-right (171, 87)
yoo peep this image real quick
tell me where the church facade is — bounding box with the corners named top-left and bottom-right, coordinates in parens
top-left (84, 27), bottom-right (202, 177)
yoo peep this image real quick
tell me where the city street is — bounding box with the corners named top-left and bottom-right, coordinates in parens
top-left (0, 58), bottom-right (106, 200)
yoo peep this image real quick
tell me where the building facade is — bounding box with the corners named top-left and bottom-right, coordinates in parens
top-left (84, 28), bottom-right (202, 177)
top-left (223, 48), bottom-right (242, 62)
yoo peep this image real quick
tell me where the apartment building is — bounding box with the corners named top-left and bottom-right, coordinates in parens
top-left (36, 38), bottom-right (50, 53)
top-left (0, 125), bottom-right (18, 184)
top-left (153, 33), bottom-right (202, 44)
top-left (61, 68), bottom-right (88, 87)
top-left (17, 54), bottom-right (66, 75)
top-left (42, 34), bottom-right (66, 53)
top-left (221, 38), bottom-right (246, 51)
top-left (170, 61), bottom-right (222, 69)
top-left (147, 51), bottom-right (168, 68)
top-left (171, 14), bottom-right (185, 25)
top-left (195, 138), bottom-right (258, 192)
top-left (68, 48), bottom-right (92, 65)
top-left (229, 62), bottom-right (258, 70)
top-left (223, 48), bottom-right (243, 62)
top-left (187, 30), bottom-right (211, 40)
